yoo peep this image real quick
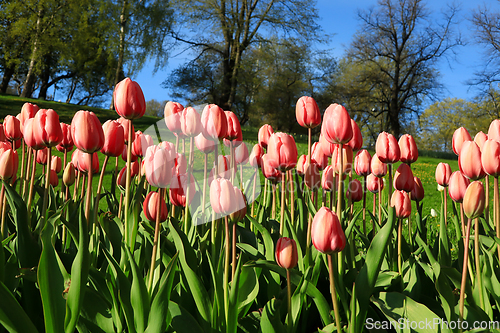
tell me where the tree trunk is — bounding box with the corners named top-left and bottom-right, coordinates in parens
top-left (0, 65), bottom-right (14, 94)
top-left (21, 9), bottom-right (43, 98)
top-left (109, 0), bottom-right (128, 110)
top-left (66, 78), bottom-right (78, 103)
top-left (38, 54), bottom-right (52, 100)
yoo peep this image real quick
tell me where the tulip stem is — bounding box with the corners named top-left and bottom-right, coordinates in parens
top-left (337, 144), bottom-right (343, 218)
top-left (328, 254), bottom-right (342, 333)
top-left (486, 175), bottom-right (490, 227)
top-left (19, 141), bottom-right (25, 195)
top-left (495, 177), bottom-right (500, 262)
top-left (272, 183), bottom-right (276, 220)
top-left (280, 172), bottom-right (286, 235)
top-left (74, 170), bottom-right (80, 201)
top-left (286, 269), bottom-right (292, 332)
top-left (94, 155), bottom-right (109, 224)
top-left (40, 147), bottom-right (52, 229)
top-left (80, 174), bottom-right (86, 200)
top-left (289, 170), bottom-right (294, 226)
top-left (184, 137), bottom-right (194, 234)
top-left (397, 218), bottom-right (402, 276)
top-left (124, 120), bottom-right (133, 247)
top-left (372, 192), bottom-right (376, 238)
top-left (224, 216), bottom-right (230, 325)
top-left (148, 188), bottom-right (163, 291)
top-left (251, 171), bottom-right (257, 217)
top-left (362, 175), bottom-right (367, 235)
top-left (474, 217), bottom-right (484, 309)
top-left (202, 153), bottom-right (208, 216)
top-left (0, 185), bottom-right (5, 239)
top-left (232, 222), bottom-right (237, 280)
top-left (23, 147), bottom-right (32, 201)
top-left (387, 164), bottom-right (393, 210)
top-left (444, 187), bottom-right (448, 227)
top-left (61, 149), bottom-right (67, 200)
top-left (378, 183), bottom-right (382, 225)
top-left (27, 151), bottom-right (37, 228)
top-left (85, 152), bottom-right (93, 223)
top-left (459, 217), bottom-right (472, 322)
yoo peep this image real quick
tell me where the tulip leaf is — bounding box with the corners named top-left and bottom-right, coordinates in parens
top-left (169, 301), bottom-right (204, 333)
top-left (228, 256), bottom-right (243, 333)
top-left (145, 252), bottom-right (178, 333)
top-left (438, 197), bottom-right (450, 267)
top-left (0, 280), bottom-right (38, 333)
top-left (260, 298), bottom-right (285, 333)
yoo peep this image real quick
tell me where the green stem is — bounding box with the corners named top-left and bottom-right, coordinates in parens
top-left (362, 175), bottom-right (367, 235)
top-left (93, 155), bottom-right (109, 224)
top-left (224, 216), bottom-right (230, 326)
top-left (124, 120), bottom-right (133, 246)
top-left (148, 188), bottom-right (163, 291)
top-left (280, 172), bottom-right (285, 235)
top-left (459, 218), bottom-right (472, 322)
top-left (398, 218), bottom-right (402, 276)
top-left (27, 150), bottom-right (37, 226)
top-left (184, 137), bottom-right (194, 234)
top-left (328, 254), bottom-right (342, 333)
top-left (85, 152), bottom-right (93, 223)
top-left (286, 269), bottom-right (292, 332)
top-left (475, 217), bottom-right (484, 308)
top-left (40, 146), bottom-right (52, 229)
top-left (251, 171), bottom-right (257, 217)
top-left (495, 177), bottom-right (500, 262)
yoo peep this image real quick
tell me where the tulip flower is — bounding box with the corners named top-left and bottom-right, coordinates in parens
top-left (258, 124), bottom-right (274, 149)
top-left (164, 101), bottom-right (184, 134)
top-left (230, 188), bottom-right (247, 223)
top-left (0, 149), bottom-right (18, 181)
top-left (393, 163), bottom-right (414, 192)
top-left (4, 115), bottom-right (22, 142)
top-left (132, 131), bottom-right (145, 157)
top-left (347, 179), bottom-right (363, 202)
top-left (20, 103), bottom-right (39, 125)
top-left (0, 125), bottom-right (6, 143)
top-left (33, 109), bottom-right (63, 148)
top-left (210, 178), bottom-right (239, 215)
top-left (63, 162), bottom-right (76, 186)
top-left (474, 131), bottom-right (488, 150)
top-left (435, 162), bottom-right (452, 186)
top-left (398, 134), bottom-right (418, 164)
top-left (488, 119), bottom-right (500, 142)
top-left (56, 123), bottom-right (74, 153)
top-left (354, 149), bottom-right (371, 177)
top-left (122, 145), bottom-right (137, 162)
top-left (225, 111), bottom-right (242, 142)
top-left (319, 133), bottom-right (335, 158)
top-left (144, 145), bottom-right (175, 188)
top-left (375, 132), bottom-right (400, 164)
top-left (51, 156), bottom-right (62, 173)
top-left (195, 133), bottom-right (216, 154)
top-left (101, 120), bottom-right (125, 157)
top-left (117, 167), bottom-right (128, 188)
top-left (49, 170), bottom-right (59, 187)
top-left (116, 117), bottom-right (134, 143)
top-left (170, 173), bottom-right (196, 207)
top-left (304, 160), bottom-right (321, 190)
top-left (181, 107), bottom-right (202, 137)
top-left (261, 154), bottom-right (281, 183)
top-left (370, 154), bottom-right (387, 178)
top-left (295, 96), bottom-right (321, 129)
top-left (267, 133), bottom-right (298, 171)
top-left (452, 127), bottom-right (472, 156)
top-left (201, 104), bottom-right (227, 141)
top-left (296, 155), bottom-right (307, 176)
top-left (391, 190), bottom-right (411, 219)
top-left (77, 151), bottom-right (100, 175)
top-left (481, 139), bottom-right (500, 177)
top-left (347, 119), bottom-right (363, 152)
top-left (235, 142), bottom-right (249, 165)
top-left (311, 142), bottom-right (329, 170)
top-left (459, 141), bottom-right (485, 180)
top-left (321, 165), bottom-right (335, 192)
top-left (172, 152), bottom-right (187, 175)
top-left (36, 149), bottom-right (48, 165)
top-left (367, 173), bottom-right (384, 194)
top-left (311, 206), bottom-right (346, 253)
top-left (322, 104), bottom-right (353, 144)
top-left (113, 78), bottom-right (146, 120)
top-left (24, 119), bottom-right (45, 150)
top-left (411, 177), bottom-right (425, 202)
top-left (209, 155), bottom-right (231, 183)
top-left (332, 144), bottom-right (353, 175)
top-left (71, 110), bottom-right (105, 154)
top-left (448, 171), bottom-right (470, 203)
top-left (276, 237), bottom-right (298, 269)
top-left (143, 191), bottom-right (169, 222)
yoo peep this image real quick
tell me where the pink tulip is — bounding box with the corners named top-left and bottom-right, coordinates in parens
top-left (210, 178), bottom-right (240, 215)
top-left (249, 144), bottom-right (264, 168)
top-left (225, 111), bottom-right (242, 142)
top-left (33, 109), bottom-right (63, 148)
top-left (36, 149), bottom-right (48, 165)
top-left (367, 174), bottom-right (384, 193)
top-left (321, 165), bottom-right (335, 192)
top-left (56, 123), bottom-right (74, 153)
top-left (71, 110), bottom-right (104, 154)
top-left (347, 179), bottom-right (363, 202)
top-left (319, 133), bottom-right (335, 158)
top-left (51, 155), bottom-right (62, 173)
top-left (181, 107), bottom-right (202, 137)
top-left (488, 119), bottom-right (500, 142)
top-left (132, 131), bottom-right (146, 157)
top-left (276, 237), bottom-right (298, 269)
top-left (144, 145), bottom-right (175, 188)
top-left (77, 151), bottom-right (100, 175)
top-left (209, 155), bottom-right (231, 182)
top-left (463, 181), bottom-right (485, 219)
top-left (304, 161), bottom-right (321, 190)
top-left (164, 101), bottom-right (184, 134)
top-left (117, 117), bottom-right (134, 143)
top-left (235, 142), bottom-right (249, 165)
top-left (261, 154), bottom-right (282, 183)
top-left (296, 155), bottom-right (307, 176)
top-left (452, 127), bottom-right (472, 156)
top-left (143, 191), bottom-right (169, 222)
top-left (370, 154), bottom-right (387, 178)
top-left (101, 120), bottom-right (125, 157)
top-left (459, 141), bottom-right (485, 180)
top-left (201, 104), bottom-right (227, 141)
top-left (354, 149), bottom-right (371, 177)
top-left (19, 103), bottom-right (39, 126)
top-left (393, 163), bottom-right (414, 192)
top-left (448, 171), bottom-right (470, 203)
top-left (0, 149), bottom-right (18, 181)
top-left (411, 177), bottom-right (424, 202)
top-left (474, 131), bottom-right (488, 150)
top-left (169, 173), bottom-right (196, 207)
top-left (4, 115), bottom-right (22, 142)
top-left (391, 190), bottom-right (411, 218)
top-left (322, 104), bottom-right (353, 144)
top-left (230, 188), bottom-right (247, 223)
top-left (172, 152), bottom-right (187, 175)
top-left (121, 145), bottom-right (137, 162)
top-left (311, 142), bottom-right (329, 170)
top-left (195, 133), bottom-right (215, 154)
top-left (267, 133), bottom-right (298, 171)
top-left (24, 119), bottom-right (44, 150)
top-left (295, 96), bottom-right (321, 129)
top-left (481, 139), bottom-right (500, 177)
top-left (435, 162), bottom-right (452, 186)
top-left (0, 124), bottom-right (6, 142)
top-left (331, 145), bottom-right (353, 175)
top-left (347, 119), bottom-right (363, 152)
top-left (113, 78), bottom-right (146, 120)
top-left (311, 207), bottom-right (346, 254)
top-left (375, 132), bottom-right (400, 164)
top-left (49, 170), bottom-right (59, 187)
top-left (398, 134), bottom-right (418, 164)
top-left (258, 124), bottom-right (274, 149)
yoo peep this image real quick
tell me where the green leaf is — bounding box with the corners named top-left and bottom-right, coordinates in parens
top-left (260, 298), bottom-right (285, 333)
top-left (145, 252), bottom-right (179, 333)
top-left (228, 256), bottom-right (244, 333)
top-left (169, 301), bottom-right (204, 333)
top-left (0, 280), bottom-right (38, 333)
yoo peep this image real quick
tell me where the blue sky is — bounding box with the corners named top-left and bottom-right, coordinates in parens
top-left (133, 0), bottom-right (499, 105)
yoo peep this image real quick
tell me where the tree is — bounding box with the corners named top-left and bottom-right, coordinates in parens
top-left (165, 0), bottom-right (321, 118)
top-left (347, 0), bottom-right (461, 138)
top-left (145, 99), bottom-right (167, 117)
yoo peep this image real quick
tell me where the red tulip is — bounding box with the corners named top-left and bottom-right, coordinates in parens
top-left (347, 179), bottom-right (363, 202)
top-left (321, 165), bottom-right (335, 191)
top-left (319, 133), bottom-right (335, 158)
top-left (391, 190), bottom-right (411, 218)
top-left (117, 167), bottom-right (127, 188)
top-left (311, 207), bottom-right (346, 254)
top-left (101, 120), bottom-right (125, 157)
top-left (354, 149), bottom-right (371, 177)
top-left (172, 152), bottom-right (187, 175)
top-left (117, 117), bottom-right (134, 143)
top-left (0, 124), bottom-right (6, 142)
top-left (459, 141), bottom-right (485, 180)
top-left (56, 123), bottom-right (74, 153)
top-left (132, 131), bottom-right (145, 157)
top-left (275, 237), bottom-right (298, 269)
top-left (481, 139), bottom-right (500, 177)
top-left (181, 107), bottom-right (202, 137)
top-left (63, 162), bottom-right (76, 186)
top-left (452, 127), bottom-right (472, 156)
top-left (331, 145), bottom-right (353, 175)
top-left (144, 145), bottom-right (175, 188)
top-left (474, 131), bottom-right (488, 151)
top-left (267, 133), bottom-right (298, 171)
top-left (71, 110), bottom-right (104, 154)
top-left (296, 155), bottom-right (307, 176)
top-left (36, 149), bottom-right (48, 165)
top-left (370, 154), bottom-right (387, 178)
top-left (347, 119), bottom-right (363, 152)
top-left (77, 151), bottom-right (100, 175)
top-left (51, 155), bottom-right (62, 173)
top-left (201, 104), bottom-right (227, 141)
top-left (367, 174), bottom-right (384, 193)
top-left (304, 160), bottom-right (321, 190)
top-left (488, 119), bottom-right (500, 142)
top-left (393, 163), bottom-right (414, 192)
top-left (235, 142), bottom-right (249, 165)
top-left (411, 177), bottom-right (424, 202)
top-left (195, 133), bottom-right (216, 154)
top-left (463, 181), bottom-right (485, 219)
top-left (33, 109), bottom-right (63, 147)
top-left (0, 149), bottom-right (18, 181)
top-left (258, 124), bottom-right (274, 149)
top-left (143, 191), bottom-right (169, 222)
top-left (261, 154), bottom-right (282, 183)
top-left (4, 115), bottom-right (22, 141)
top-left (225, 111), bottom-right (242, 142)
top-left (24, 119), bottom-right (44, 150)
top-left (164, 101), bottom-right (184, 134)
top-left (121, 145), bottom-right (137, 162)
top-left (209, 155), bottom-right (231, 182)
top-left (375, 132), bottom-right (400, 164)
top-left (322, 104), bottom-right (352, 144)
top-left (448, 185), bottom-right (464, 216)
top-left (249, 144), bottom-right (264, 168)
top-left (49, 169), bottom-right (59, 187)
top-left (113, 78), bottom-right (146, 120)
top-left (295, 96), bottom-right (321, 129)
top-left (311, 142), bottom-right (329, 170)
top-left (435, 162), bottom-right (452, 186)
top-left (170, 173), bottom-right (196, 207)
top-left (398, 134), bottom-right (418, 164)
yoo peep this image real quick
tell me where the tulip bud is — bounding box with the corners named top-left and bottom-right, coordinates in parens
top-left (144, 145), bottom-right (175, 188)
top-left (311, 207), bottom-right (346, 254)
top-left (275, 237), bottom-right (298, 269)
top-left (295, 96), bottom-right (321, 129)
top-left (164, 101), bottom-right (184, 134)
top-left (143, 191), bottom-right (169, 222)
top-left (71, 110), bottom-right (105, 154)
top-left (24, 119), bottom-right (45, 150)
top-left (435, 162), bottom-right (452, 187)
top-left (117, 117), bottom-right (134, 143)
top-left (322, 104), bottom-right (353, 144)
top-left (20, 103), bottom-right (39, 126)
top-left (332, 145), bottom-right (353, 175)
top-left (296, 155), bottom-right (307, 176)
top-left (375, 132), bottom-right (400, 164)
top-left (249, 144), bottom-right (264, 169)
top-left (56, 122), bottom-right (74, 153)
top-left (370, 154), bottom-right (387, 178)
top-left (391, 190), bottom-right (411, 219)
top-left (4, 115), bottom-right (22, 142)
top-left (311, 142), bottom-right (328, 170)
top-left (354, 149), bottom-right (371, 177)
top-left (411, 177), bottom-right (424, 202)
top-left (36, 149), bottom-right (48, 165)
top-left (258, 124), bottom-right (274, 149)
top-left (267, 133), bottom-right (298, 171)
top-left (448, 171), bottom-right (470, 203)
top-left (170, 173), bottom-right (196, 207)
top-left (235, 142), bottom-right (249, 165)
top-left (347, 179), bottom-right (363, 202)
top-left (347, 119), bottom-right (363, 152)
top-left (304, 160), bottom-right (321, 190)
top-left (474, 131), bottom-right (488, 151)
top-left (488, 119), bottom-right (500, 142)
top-left (77, 151), bottom-right (100, 175)
top-left (209, 155), bottom-right (231, 183)
top-left (459, 141), bottom-right (485, 180)
top-left (0, 149), bottom-right (18, 181)
top-left (63, 162), bottom-right (76, 186)
top-left (261, 154), bottom-right (282, 183)
top-left (398, 134), bottom-right (418, 164)
top-left (481, 139), bottom-right (500, 177)
top-left (49, 169), bottom-right (59, 187)
top-left (122, 145), bottom-right (137, 162)
top-left (367, 174), bottom-right (384, 193)
top-left (393, 163), bottom-right (414, 192)
top-left (195, 133), bottom-right (216, 154)
top-left (0, 124), bottom-right (6, 142)
top-left (51, 155), bottom-right (62, 173)
top-left (181, 107), bottom-right (202, 137)
top-left (101, 120), bottom-right (125, 157)
top-left (113, 78), bottom-right (146, 120)
top-left (117, 167), bottom-right (127, 188)
top-left (230, 188), bottom-right (247, 223)
top-left (201, 104), bottom-right (227, 141)
top-left (210, 178), bottom-right (244, 216)
top-left (33, 109), bottom-right (63, 148)
top-left (463, 181), bottom-right (485, 219)
top-left (321, 165), bottom-right (335, 192)
top-left (452, 127), bottom-right (472, 156)
top-left (225, 111), bottom-right (242, 142)
top-left (319, 132), bottom-right (335, 158)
